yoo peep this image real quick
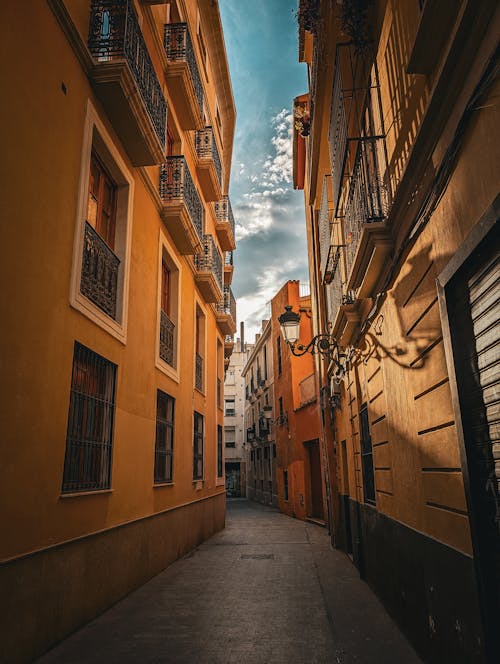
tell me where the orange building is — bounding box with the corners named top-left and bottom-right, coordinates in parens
top-left (293, 0), bottom-right (499, 661)
top-left (0, 1), bottom-right (236, 661)
top-left (271, 281), bottom-right (326, 523)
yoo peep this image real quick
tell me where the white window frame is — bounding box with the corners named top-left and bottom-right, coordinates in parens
top-left (69, 100), bottom-right (134, 344)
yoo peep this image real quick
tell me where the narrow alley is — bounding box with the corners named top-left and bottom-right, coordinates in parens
top-left (38, 500), bottom-right (420, 664)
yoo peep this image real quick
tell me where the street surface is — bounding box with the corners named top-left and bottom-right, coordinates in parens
top-left (38, 500), bottom-right (421, 663)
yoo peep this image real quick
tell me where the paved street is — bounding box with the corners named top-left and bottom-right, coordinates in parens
top-left (38, 500), bottom-right (421, 663)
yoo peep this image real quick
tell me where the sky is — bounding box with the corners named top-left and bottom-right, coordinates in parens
top-left (218, 0), bottom-right (309, 342)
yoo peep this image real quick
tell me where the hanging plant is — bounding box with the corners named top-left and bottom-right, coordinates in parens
top-left (339, 0), bottom-right (374, 53)
top-left (294, 102), bottom-right (311, 137)
top-left (297, 0), bottom-right (321, 37)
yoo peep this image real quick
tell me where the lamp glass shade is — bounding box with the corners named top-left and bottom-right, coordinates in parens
top-left (278, 306), bottom-right (301, 345)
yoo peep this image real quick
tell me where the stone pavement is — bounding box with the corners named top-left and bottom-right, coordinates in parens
top-left (38, 500), bottom-right (421, 663)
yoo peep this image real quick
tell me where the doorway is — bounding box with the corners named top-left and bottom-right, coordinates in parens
top-left (443, 218), bottom-right (499, 660)
top-left (305, 439), bottom-right (325, 520)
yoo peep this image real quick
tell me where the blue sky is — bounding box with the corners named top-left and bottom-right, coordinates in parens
top-left (218, 0), bottom-right (309, 341)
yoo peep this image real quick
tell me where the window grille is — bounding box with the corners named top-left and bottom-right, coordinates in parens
top-left (360, 404), bottom-right (376, 504)
top-left (217, 425), bottom-right (223, 477)
top-left (154, 390), bottom-right (175, 483)
top-left (193, 411), bottom-right (204, 480)
top-left (62, 342), bottom-right (116, 493)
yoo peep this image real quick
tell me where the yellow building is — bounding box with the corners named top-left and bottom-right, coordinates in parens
top-left (0, 1), bottom-right (236, 661)
top-left (294, 1), bottom-right (499, 661)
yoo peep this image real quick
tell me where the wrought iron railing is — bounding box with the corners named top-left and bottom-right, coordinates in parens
top-left (324, 245), bottom-right (341, 285)
top-left (318, 177), bottom-right (331, 282)
top-left (195, 127), bottom-right (222, 187)
top-left (344, 140), bottom-right (389, 276)
top-left (215, 196), bottom-right (235, 238)
top-left (160, 156), bottom-right (203, 242)
top-left (225, 251), bottom-right (233, 266)
top-left (329, 49), bottom-right (348, 217)
top-left (164, 23), bottom-right (204, 117)
top-left (81, 222), bottom-right (120, 318)
top-left (159, 309), bottom-right (175, 367)
top-left (225, 335), bottom-right (234, 344)
top-left (194, 235), bottom-right (223, 293)
top-left (195, 353), bottom-right (203, 391)
top-left (88, 0), bottom-right (167, 149)
top-left (217, 286), bottom-right (236, 322)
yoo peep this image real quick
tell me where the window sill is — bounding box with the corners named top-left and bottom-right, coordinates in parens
top-left (216, 478), bottom-right (225, 487)
top-left (156, 356), bottom-right (180, 383)
top-left (193, 480), bottom-right (204, 490)
top-left (60, 489), bottom-right (113, 499)
top-left (153, 482), bottom-right (175, 488)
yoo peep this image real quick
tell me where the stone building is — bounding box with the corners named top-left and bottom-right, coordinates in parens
top-left (0, 1), bottom-right (236, 660)
top-left (293, 0), bottom-right (499, 661)
top-left (224, 325), bottom-right (253, 497)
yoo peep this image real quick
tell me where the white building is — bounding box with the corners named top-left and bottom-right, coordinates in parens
top-left (224, 325), bottom-right (253, 496)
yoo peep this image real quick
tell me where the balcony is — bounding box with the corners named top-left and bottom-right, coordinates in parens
top-left (195, 127), bottom-right (222, 202)
top-left (214, 196), bottom-right (236, 251)
top-left (195, 353), bottom-right (203, 391)
top-left (344, 142), bottom-right (392, 296)
top-left (159, 309), bottom-right (175, 367)
top-left (216, 286), bottom-right (236, 336)
top-left (224, 335), bottom-right (234, 358)
top-left (80, 222), bottom-right (120, 319)
top-left (160, 156), bottom-right (203, 255)
top-left (164, 23), bottom-right (204, 130)
top-left (88, 0), bottom-right (167, 166)
top-left (194, 235), bottom-right (223, 303)
top-left (224, 251), bottom-right (234, 285)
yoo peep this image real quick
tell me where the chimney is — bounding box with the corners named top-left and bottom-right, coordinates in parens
top-left (240, 322), bottom-right (245, 352)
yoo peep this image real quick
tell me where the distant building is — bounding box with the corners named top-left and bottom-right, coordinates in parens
top-left (0, 1), bottom-right (236, 660)
top-left (271, 281), bottom-right (326, 523)
top-left (293, 0), bottom-right (500, 661)
top-left (224, 326), bottom-right (253, 497)
top-left (243, 320), bottom-right (278, 506)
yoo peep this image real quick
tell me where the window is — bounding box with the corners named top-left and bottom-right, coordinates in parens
top-left (217, 425), bottom-right (223, 477)
top-left (263, 344), bottom-right (268, 380)
top-left (154, 391), bottom-right (174, 483)
top-left (279, 397), bottom-right (284, 423)
top-left (196, 17), bottom-right (209, 81)
top-left (283, 469), bottom-right (289, 501)
top-left (225, 398), bottom-right (235, 417)
top-left (161, 261), bottom-right (171, 315)
top-left (193, 411), bottom-right (204, 480)
top-left (62, 342), bottom-right (117, 493)
top-left (70, 101), bottom-right (134, 342)
top-left (277, 336), bottom-right (282, 375)
top-left (195, 306), bottom-right (205, 392)
top-left (273, 443), bottom-right (276, 458)
top-left (360, 404), bottom-right (376, 504)
top-left (225, 426), bottom-right (236, 448)
top-left (158, 243), bottom-right (180, 372)
top-left (87, 151), bottom-right (117, 249)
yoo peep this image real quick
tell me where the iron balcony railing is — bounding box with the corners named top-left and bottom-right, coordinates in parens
top-left (159, 309), bottom-right (175, 367)
top-left (88, 0), bottom-right (167, 149)
top-left (81, 222), bottom-right (120, 318)
top-left (217, 286), bottom-right (236, 322)
top-left (215, 196), bottom-right (235, 238)
top-left (195, 353), bottom-right (203, 391)
top-left (160, 156), bottom-right (203, 242)
top-left (225, 251), bottom-right (234, 267)
top-left (164, 23), bottom-right (204, 116)
top-left (195, 127), bottom-right (222, 186)
top-left (194, 234), bottom-right (223, 293)
top-left (225, 335), bottom-right (234, 344)
top-left (329, 49), bottom-right (348, 217)
top-left (318, 177), bottom-right (332, 282)
top-left (344, 140), bottom-right (389, 276)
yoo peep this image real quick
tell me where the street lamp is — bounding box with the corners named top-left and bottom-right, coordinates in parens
top-left (278, 305), bottom-right (349, 380)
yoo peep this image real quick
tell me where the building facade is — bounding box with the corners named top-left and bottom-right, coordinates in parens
top-left (293, 1), bottom-right (499, 662)
top-left (243, 320), bottom-right (278, 506)
top-left (271, 281), bottom-right (326, 523)
top-left (0, 1), bottom-right (236, 661)
top-left (224, 327), bottom-right (253, 497)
